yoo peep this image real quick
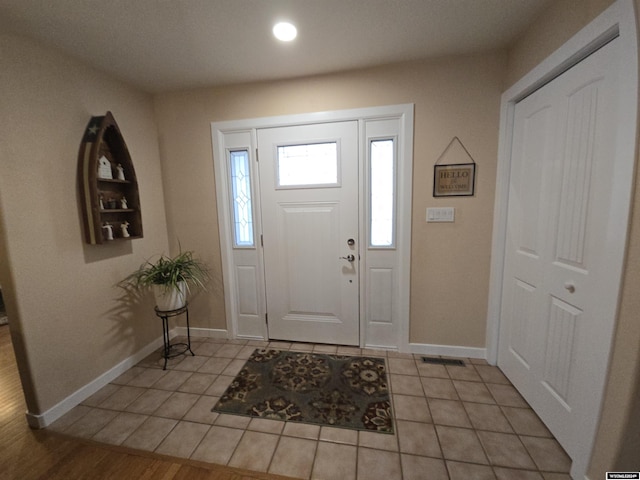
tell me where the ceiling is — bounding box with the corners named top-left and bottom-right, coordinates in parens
top-left (0, 0), bottom-right (552, 93)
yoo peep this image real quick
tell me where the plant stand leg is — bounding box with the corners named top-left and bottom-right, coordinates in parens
top-left (185, 308), bottom-right (194, 357)
top-left (161, 314), bottom-right (170, 370)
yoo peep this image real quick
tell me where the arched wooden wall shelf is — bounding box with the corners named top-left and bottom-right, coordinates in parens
top-left (77, 111), bottom-right (143, 244)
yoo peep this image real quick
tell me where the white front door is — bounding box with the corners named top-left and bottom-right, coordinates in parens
top-left (257, 121), bottom-right (360, 345)
top-left (499, 37), bottom-right (623, 464)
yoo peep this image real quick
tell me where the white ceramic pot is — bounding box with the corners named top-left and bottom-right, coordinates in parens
top-left (153, 281), bottom-right (187, 311)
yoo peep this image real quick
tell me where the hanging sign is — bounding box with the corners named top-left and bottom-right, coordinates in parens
top-left (433, 163), bottom-right (476, 197)
top-left (433, 136), bottom-right (477, 197)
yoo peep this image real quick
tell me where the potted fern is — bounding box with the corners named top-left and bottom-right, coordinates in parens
top-left (120, 250), bottom-right (208, 311)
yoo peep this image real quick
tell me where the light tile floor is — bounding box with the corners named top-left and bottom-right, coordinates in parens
top-left (49, 337), bottom-right (572, 480)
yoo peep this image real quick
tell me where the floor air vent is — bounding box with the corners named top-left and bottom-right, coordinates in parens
top-left (421, 356), bottom-right (465, 367)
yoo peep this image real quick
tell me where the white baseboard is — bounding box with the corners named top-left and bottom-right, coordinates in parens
top-left (408, 342), bottom-right (486, 360)
top-left (364, 343), bottom-right (398, 352)
top-left (26, 327), bottom-right (230, 429)
top-left (25, 335), bottom-right (165, 429)
top-left (174, 326), bottom-right (228, 339)
top-left (236, 334), bottom-right (268, 341)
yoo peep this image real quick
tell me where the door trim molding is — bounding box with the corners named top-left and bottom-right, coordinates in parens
top-left (486, 0), bottom-right (637, 477)
top-left (211, 104), bottom-right (414, 350)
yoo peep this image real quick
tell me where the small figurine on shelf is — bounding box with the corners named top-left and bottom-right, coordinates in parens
top-left (116, 164), bottom-right (125, 181)
top-left (120, 196), bottom-right (128, 209)
top-left (102, 222), bottom-right (114, 240)
top-left (98, 156), bottom-right (113, 179)
top-left (99, 195), bottom-right (104, 210)
top-left (120, 221), bottom-right (130, 238)
top-left (107, 198), bottom-right (117, 209)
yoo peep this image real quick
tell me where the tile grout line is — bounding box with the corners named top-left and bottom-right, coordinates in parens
top-left (306, 436), bottom-right (319, 480)
top-left (263, 430), bottom-right (284, 477)
top-left (385, 357), bottom-right (404, 480)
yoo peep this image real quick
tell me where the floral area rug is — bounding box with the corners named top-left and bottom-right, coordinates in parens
top-left (212, 348), bottom-right (394, 433)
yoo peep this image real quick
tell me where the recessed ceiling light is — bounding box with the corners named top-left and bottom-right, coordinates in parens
top-left (273, 22), bottom-right (297, 42)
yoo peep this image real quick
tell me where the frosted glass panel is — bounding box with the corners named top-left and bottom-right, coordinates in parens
top-left (370, 139), bottom-right (395, 247)
top-left (277, 142), bottom-right (338, 187)
top-left (230, 150), bottom-right (254, 247)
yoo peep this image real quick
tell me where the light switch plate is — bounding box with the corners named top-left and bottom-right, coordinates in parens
top-left (426, 207), bottom-right (455, 222)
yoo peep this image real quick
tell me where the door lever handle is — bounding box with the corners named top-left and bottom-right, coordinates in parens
top-left (339, 254), bottom-right (356, 262)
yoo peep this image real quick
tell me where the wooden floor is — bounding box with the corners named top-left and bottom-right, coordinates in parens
top-left (0, 325), bottom-right (293, 480)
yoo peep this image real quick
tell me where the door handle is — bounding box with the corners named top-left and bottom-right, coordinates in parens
top-left (564, 282), bottom-right (576, 293)
top-left (339, 254), bottom-right (355, 262)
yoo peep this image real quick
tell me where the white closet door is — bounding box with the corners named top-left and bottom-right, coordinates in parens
top-left (499, 37), bottom-right (621, 464)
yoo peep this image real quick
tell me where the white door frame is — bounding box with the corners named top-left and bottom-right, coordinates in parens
top-left (212, 104), bottom-right (414, 351)
top-left (486, 0), bottom-right (637, 477)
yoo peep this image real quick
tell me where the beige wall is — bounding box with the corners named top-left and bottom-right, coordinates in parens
top-left (153, 51), bottom-right (507, 348)
top-left (0, 33), bottom-right (170, 415)
top-left (507, 0), bottom-right (640, 476)
top-left (506, 0), bottom-right (616, 85)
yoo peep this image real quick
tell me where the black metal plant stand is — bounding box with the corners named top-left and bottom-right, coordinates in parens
top-left (154, 303), bottom-right (194, 370)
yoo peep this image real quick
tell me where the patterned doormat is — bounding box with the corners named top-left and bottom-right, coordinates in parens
top-left (213, 348), bottom-right (394, 433)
